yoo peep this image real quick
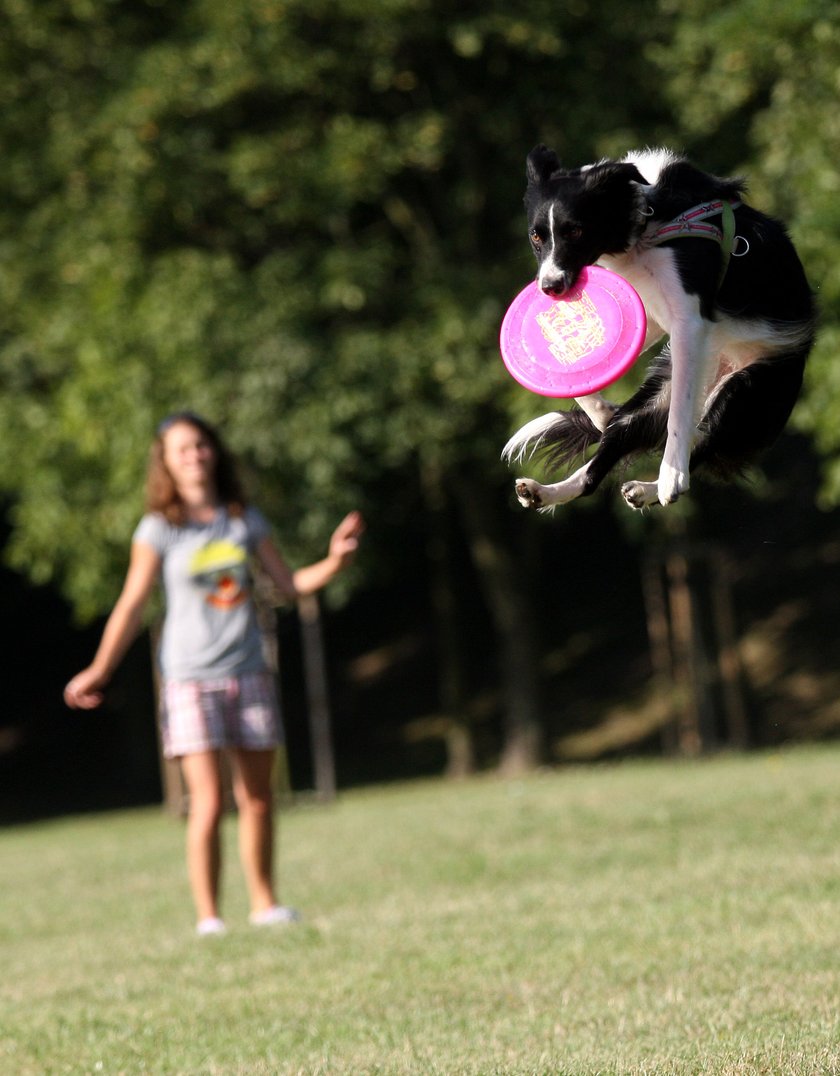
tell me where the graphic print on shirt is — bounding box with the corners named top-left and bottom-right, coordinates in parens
top-left (189, 540), bottom-right (251, 609)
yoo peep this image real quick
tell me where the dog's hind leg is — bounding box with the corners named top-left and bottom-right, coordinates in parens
top-left (509, 402), bottom-right (617, 509)
top-left (515, 461), bottom-right (592, 510)
top-left (517, 403), bottom-right (668, 510)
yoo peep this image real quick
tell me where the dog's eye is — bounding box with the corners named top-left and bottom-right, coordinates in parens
top-left (529, 229), bottom-right (543, 247)
top-left (565, 225), bottom-right (583, 241)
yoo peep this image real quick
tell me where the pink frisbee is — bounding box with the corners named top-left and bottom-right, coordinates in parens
top-left (500, 266), bottom-right (647, 398)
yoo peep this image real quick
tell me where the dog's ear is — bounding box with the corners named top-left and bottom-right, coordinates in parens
top-left (526, 144), bottom-right (561, 186)
top-left (582, 161), bottom-right (647, 194)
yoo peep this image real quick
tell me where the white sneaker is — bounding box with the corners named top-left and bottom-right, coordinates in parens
top-left (249, 905), bottom-right (301, 926)
top-left (196, 916), bottom-right (227, 936)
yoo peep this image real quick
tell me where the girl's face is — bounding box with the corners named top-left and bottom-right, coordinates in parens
top-left (161, 421), bottom-right (217, 490)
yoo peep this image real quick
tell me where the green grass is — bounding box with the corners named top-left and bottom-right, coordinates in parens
top-left (3, 745), bottom-right (840, 1074)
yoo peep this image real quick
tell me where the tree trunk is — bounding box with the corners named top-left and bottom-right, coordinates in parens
top-left (642, 542), bottom-right (748, 756)
top-left (710, 552), bottom-right (749, 749)
top-left (297, 592), bottom-right (337, 801)
top-left (457, 483), bottom-right (543, 774)
top-left (420, 459), bottom-right (475, 777)
top-left (641, 554), bottom-right (680, 755)
top-left (665, 549), bottom-right (704, 756)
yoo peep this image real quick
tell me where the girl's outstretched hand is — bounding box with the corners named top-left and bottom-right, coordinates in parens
top-left (328, 511), bottom-right (365, 570)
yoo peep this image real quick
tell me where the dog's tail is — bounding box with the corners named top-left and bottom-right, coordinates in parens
top-left (502, 408), bottom-right (600, 469)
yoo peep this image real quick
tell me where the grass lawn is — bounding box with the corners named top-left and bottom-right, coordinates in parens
top-left (3, 744), bottom-right (840, 1074)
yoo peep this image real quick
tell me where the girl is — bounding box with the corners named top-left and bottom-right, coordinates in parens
top-left (64, 412), bottom-right (363, 935)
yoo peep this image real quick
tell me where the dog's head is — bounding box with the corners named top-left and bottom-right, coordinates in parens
top-left (525, 145), bottom-right (648, 297)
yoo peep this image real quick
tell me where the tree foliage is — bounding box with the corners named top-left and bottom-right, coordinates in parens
top-left (0, 0), bottom-right (668, 619)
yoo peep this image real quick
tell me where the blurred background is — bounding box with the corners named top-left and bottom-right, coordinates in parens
top-left (2, 0), bottom-right (840, 821)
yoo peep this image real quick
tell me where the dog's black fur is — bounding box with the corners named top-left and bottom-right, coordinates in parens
top-left (504, 145), bottom-right (817, 510)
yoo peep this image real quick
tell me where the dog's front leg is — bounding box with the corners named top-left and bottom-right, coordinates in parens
top-left (574, 394), bottom-right (618, 431)
top-left (658, 316), bottom-right (709, 505)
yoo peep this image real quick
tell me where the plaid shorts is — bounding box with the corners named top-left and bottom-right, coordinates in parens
top-left (160, 671), bottom-right (283, 759)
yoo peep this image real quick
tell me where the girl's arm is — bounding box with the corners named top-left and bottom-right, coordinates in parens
top-left (64, 540), bottom-right (162, 710)
top-left (255, 510), bottom-right (364, 601)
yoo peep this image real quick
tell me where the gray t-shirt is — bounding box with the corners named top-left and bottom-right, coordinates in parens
top-left (133, 507), bottom-right (271, 682)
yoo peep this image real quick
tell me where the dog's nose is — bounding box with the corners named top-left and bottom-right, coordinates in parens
top-left (543, 283), bottom-right (567, 298)
top-left (542, 281), bottom-right (568, 299)
top-left (539, 271), bottom-right (570, 298)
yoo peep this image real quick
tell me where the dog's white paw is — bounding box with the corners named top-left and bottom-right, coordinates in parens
top-left (514, 478), bottom-right (544, 509)
top-left (621, 480), bottom-right (658, 510)
top-left (657, 463), bottom-right (689, 506)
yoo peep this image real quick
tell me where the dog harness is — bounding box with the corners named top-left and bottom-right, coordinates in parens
top-left (645, 199), bottom-right (746, 287)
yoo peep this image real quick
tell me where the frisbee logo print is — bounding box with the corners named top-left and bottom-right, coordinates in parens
top-left (536, 290), bottom-right (606, 366)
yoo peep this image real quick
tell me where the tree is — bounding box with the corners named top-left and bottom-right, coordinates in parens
top-left (0, 0), bottom-right (673, 773)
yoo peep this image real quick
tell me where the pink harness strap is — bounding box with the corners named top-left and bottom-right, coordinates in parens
top-left (645, 200), bottom-right (744, 288)
top-left (646, 199), bottom-right (741, 246)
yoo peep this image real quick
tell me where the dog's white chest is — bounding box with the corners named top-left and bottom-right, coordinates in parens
top-left (598, 248), bottom-right (683, 334)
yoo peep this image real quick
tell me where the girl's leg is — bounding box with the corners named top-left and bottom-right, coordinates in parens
top-left (179, 750), bottom-right (225, 923)
top-left (231, 748), bottom-right (277, 915)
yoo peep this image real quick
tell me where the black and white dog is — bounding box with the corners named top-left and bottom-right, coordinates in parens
top-left (503, 145), bottom-right (816, 510)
